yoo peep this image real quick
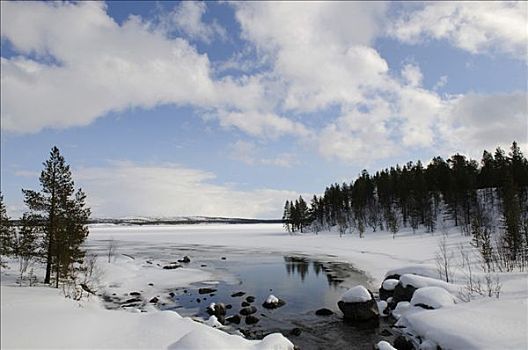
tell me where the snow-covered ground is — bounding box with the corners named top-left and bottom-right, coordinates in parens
top-left (2, 223), bottom-right (527, 349)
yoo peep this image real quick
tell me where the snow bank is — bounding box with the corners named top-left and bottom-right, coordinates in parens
top-left (381, 279), bottom-right (398, 291)
top-left (169, 329), bottom-right (293, 350)
top-left (341, 285), bottom-right (372, 302)
top-left (410, 287), bottom-right (456, 309)
top-left (400, 274), bottom-right (461, 294)
top-left (385, 265), bottom-right (438, 279)
top-left (0, 285), bottom-right (294, 349)
top-left (400, 298), bottom-right (528, 350)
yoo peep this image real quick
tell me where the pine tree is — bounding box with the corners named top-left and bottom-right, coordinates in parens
top-left (0, 194), bottom-right (15, 268)
top-left (282, 200), bottom-right (291, 233)
top-left (22, 147), bottom-right (90, 287)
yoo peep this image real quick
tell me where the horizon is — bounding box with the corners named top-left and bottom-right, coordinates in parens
top-left (1, 1), bottom-right (527, 219)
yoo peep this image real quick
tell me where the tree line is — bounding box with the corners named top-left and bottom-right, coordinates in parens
top-left (283, 142), bottom-right (528, 266)
top-left (0, 147), bottom-right (90, 288)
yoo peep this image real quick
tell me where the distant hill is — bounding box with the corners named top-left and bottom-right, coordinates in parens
top-left (87, 216), bottom-right (282, 225)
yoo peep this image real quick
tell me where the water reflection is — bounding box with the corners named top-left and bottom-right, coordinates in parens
top-left (283, 256), bottom-right (349, 287)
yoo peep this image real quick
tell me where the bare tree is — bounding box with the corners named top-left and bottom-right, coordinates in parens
top-left (435, 233), bottom-right (454, 283)
top-left (107, 238), bottom-right (118, 263)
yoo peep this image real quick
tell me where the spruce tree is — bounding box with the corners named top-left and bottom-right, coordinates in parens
top-left (22, 147), bottom-right (90, 287)
top-left (0, 194), bottom-right (15, 268)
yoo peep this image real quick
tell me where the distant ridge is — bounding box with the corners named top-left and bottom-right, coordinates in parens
top-left (88, 216), bottom-right (282, 225)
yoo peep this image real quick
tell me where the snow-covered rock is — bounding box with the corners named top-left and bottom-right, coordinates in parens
top-left (205, 315), bottom-right (222, 328)
top-left (385, 265), bottom-right (438, 280)
top-left (376, 340), bottom-right (397, 350)
top-left (341, 285), bottom-right (372, 303)
top-left (410, 287), bottom-right (456, 310)
top-left (382, 279), bottom-right (399, 291)
top-left (392, 301), bottom-right (412, 320)
top-left (377, 300), bottom-right (389, 316)
top-left (262, 294), bottom-right (286, 309)
top-left (266, 294), bottom-right (279, 304)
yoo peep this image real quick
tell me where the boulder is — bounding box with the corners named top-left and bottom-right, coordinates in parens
top-left (240, 306), bottom-right (257, 316)
top-left (392, 283), bottom-right (417, 303)
top-left (225, 314), bottom-right (241, 324)
top-left (315, 308), bottom-right (334, 316)
top-left (231, 291), bottom-right (245, 297)
top-left (149, 297), bottom-right (159, 303)
top-left (393, 335), bottom-right (414, 350)
top-left (207, 303), bottom-right (227, 318)
top-left (198, 287), bottom-right (217, 295)
top-left (245, 315), bottom-right (259, 325)
top-left (242, 301), bottom-right (250, 307)
top-left (379, 279), bottom-right (399, 301)
top-left (262, 294), bottom-right (286, 309)
top-left (162, 263), bottom-right (181, 270)
top-left (337, 286), bottom-right (379, 324)
top-left (245, 296), bottom-right (255, 303)
top-left (178, 256), bottom-right (191, 263)
top-left (129, 291), bottom-right (141, 296)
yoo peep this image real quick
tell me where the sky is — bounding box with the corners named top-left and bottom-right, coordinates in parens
top-left (1, 1), bottom-right (527, 219)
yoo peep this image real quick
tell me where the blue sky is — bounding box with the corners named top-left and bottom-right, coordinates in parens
top-left (1, 1), bottom-right (527, 218)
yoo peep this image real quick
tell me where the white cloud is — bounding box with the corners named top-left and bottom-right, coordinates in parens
top-left (233, 2), bottom-right (389, 112)
top-left (75, 161), bottom-right (297, 218)
top-left (401, 64), bottom-right (423, 88)
top-left (390, 2), bottom-right (528, 60)
top-left (442, 92), bottom-right (528, 157)
top-left (218, 110), bottom-right (311, 139)
top-left (0, 1), bottom-right (293, 139)
top-left (229, 140), bottom-right (298, 167)
top-left (158, 1), bottom-right (226, 43)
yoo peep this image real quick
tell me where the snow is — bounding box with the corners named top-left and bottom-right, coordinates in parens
top-left (377, 300), bottom-right (388, 316)
top-left (341, 285), bottom-right (372, 302)
top-left (2, 223), bottom-right (527, 349)
top-left (399, 274), bottom-right (461, 294)
top-left (381, 279), bottom-right (399, 291)
top-left (205, 315), bottom-right (223, 328)
top-left (398, 298), bottom-right (528, 350)
top-left (410, 287), bottom-right (456, 309)
top-left (376, 340), bottom-right (397, 350)
top-left (266, 294), bottom-right (279, 304)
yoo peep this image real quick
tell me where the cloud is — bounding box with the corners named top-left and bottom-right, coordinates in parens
top-left (158, 1), bottom-right (226, 43)
top-left (74, 161), bottom-right (297, 218)
top-left (229, 140), bottom-right (298, 167)
top-left (442, 92), bottom-right (528, 156)
top-left (389, 2), bottom-right (528, 60)
top-left (0, 1), bottom-right (289, 138)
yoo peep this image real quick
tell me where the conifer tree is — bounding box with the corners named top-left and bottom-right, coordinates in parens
top-left (0, 194), bottom-right (15, 268)
top-left (22, 147), bottom-right (90, 287)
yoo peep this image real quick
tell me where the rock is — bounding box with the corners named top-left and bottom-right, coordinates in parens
top-left (169, 292), bottom-right (175, 297)
top-left (178, 256), bottom-right (191, 263)
top-left (379, 279), bottom-right (399, 301)
top-left (337, 287), bottom-right (379, 324)
top-left (129, 291), bottom-right (141, 296)
top-left (146, 260), bottom-right (152, 264)
top-left (207, 303), bottom-right (227, 317)
top-left (123, 297), bottom-right (142, 304)
top-left (225, 314), bottom-right (241, 324)
top-left (240, 306), bottom-right (257, 316)
top-left (148, 283), bottom-right (154, 286)
top-left (201, 264), bottom-right (207, 267)
top-left (379, 329), bottom-right (392, 337)
top-left (196, 298), bottom-right (201, 303)
top-left (262, 294), bottom-right (286, 309)
top-left (393, 335), bottom-right (414, 350)
top-left (231, 291), bottom-right (245, 297)
top-left (242, 301), bottom-right (250, 307)
top-left (198, 287), bottom-right (217, 294)
top-left (162, 263), bottom-right (181, 270)
top-left (149, 297), bottom-right (159, 303)
top-left (315, 308), bottom-right (334, 316)
top-left (226, 304), bottom-right (232, 309)
top-left (384, 274), bottom-right (401, 281)
top-left (245, 296), bottom-right (255, 303)
top-left (221, 257), bottom-right (227, 260)
top-left (245, 315), bottom-right (259, 325)
top-left (290, 328), bottom-right (302, 336)
top-left (392, 283), bottom-right (417, 303)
